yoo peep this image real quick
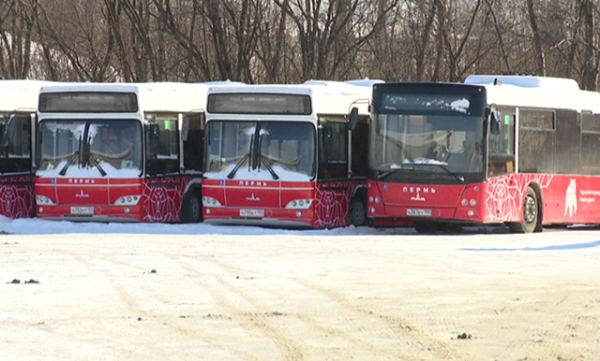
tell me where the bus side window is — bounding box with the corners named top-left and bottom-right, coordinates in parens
top-left (318, 119), bottom-right (347, 180)
top-left (488, 109), bottom-right (516, 176)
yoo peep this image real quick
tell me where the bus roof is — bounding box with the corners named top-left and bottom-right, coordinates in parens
top-left (465, 74), bottom-right (580, 92)
top-left (0, 80), bottom-right (53, 112)
top-left (207, 82), bottom-right (373, 115)
top-left (39, 82), bottom-right (212, 113)
top-left (471, 77), bottom-right (600, 113)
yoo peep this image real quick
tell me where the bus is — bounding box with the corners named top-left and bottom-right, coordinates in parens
top-left (202, 80), bottom-right (379, 228)
top-left (0, 80), bottom-right (50, 218)
top-left (365, 75), bottom-right (600, 233)
top-left (35, 82), bottom-right (208, 222)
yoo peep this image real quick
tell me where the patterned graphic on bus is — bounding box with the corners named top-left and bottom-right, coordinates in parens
top-left (314, 181), bottom-right (361, 228)
top-left (484, 174), bottom-right (553, 222)
top-left (142, 177), bottom-right (194, 222)
top-left (0, 176), bottom-right (34, 218)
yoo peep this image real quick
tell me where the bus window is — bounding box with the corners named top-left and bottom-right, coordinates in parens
top-left (145, 112), bottom-right (179, 175)
top-left (518, 109), bottom-right (555, 173)
top-left (487, 108), bottom-right (516, 176)
top-left (318, 117), bottom-right (347, 180)
top-left (0, 113), bottom-right (31, 173)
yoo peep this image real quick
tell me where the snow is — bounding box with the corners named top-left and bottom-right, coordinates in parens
top-left (0, 215), bottom-right (411, 236)
top-left (3, 215), bottom-right (600, 360)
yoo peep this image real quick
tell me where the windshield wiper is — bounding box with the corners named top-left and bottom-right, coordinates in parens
top-left (227, 133), bottom-right (254, 179)
top-left (378, 165), bottom-right (414, 181)
top-left (87, 151), bottom-right (107, 176)
top-left (59, 134), bottom-right (83, 176)
top-left (378, 162), bottom-right (465, 182)
top-left (435, 164), bottom-right (464, 182)
top-left (58, 151), bottom-right (80, 176)
top-left (256, 134), bottom-right (279, 180)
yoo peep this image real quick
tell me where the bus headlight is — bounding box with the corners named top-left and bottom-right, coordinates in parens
top-left (285, 199), bottom-right (313, 209)
top-left (203, 196), bottom-right (222, 206)
top-left (115, 195), bottom-right (141, 205)
top-left (36, 195), bottom-right (55, 205)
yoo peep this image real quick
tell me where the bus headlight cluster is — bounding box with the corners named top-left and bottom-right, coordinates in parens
top-left (368, 196), bottom-right (380, 203)
top-left (462, 199), bottom-right (477, 206)
top-left (36, 195), bottom-right (55, 205)
top-left (203, 196), bottom-right (222, 207)
top-left (115, 195), bottom-right (141, 205)
top-left (285, 199), bottom-right (313, 209)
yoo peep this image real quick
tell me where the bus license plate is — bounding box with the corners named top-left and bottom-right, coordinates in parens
top-left (407, 208), bottom-right (432, 216)
top-left (240, 209), bottom-right (264, 217)
top-left (71, 206), bottom-right (94, 215)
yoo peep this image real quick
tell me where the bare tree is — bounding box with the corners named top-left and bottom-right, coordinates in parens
top-left (272, 0), bottom-right (396, 81)
top-left (0, 0), bottom-right (38, 79)
top-left (580, 0), bottom-right (597, 90)
top-left (526, 0), bottom-right (546, 76)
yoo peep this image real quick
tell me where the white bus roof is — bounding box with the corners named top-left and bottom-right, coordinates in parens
top-left (207, 82), bottom-right (373, 115)
top-left (465, 74), bottom-right (581, 92)
top-left (467, 76), bottom-right (600, 113)
top-left (39, 82), bottom-right (212, 113)
top-left (0, 80), bottom-right (53, 112)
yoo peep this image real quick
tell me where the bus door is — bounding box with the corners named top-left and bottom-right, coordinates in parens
top-left (0, 112), bottom-right (34, 217)
top-left (144, 112), bottom-right (185, 221)
top-left (316, 116), bottom-right (351, 227)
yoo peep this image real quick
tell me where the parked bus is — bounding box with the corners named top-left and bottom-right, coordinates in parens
top-left (365, 75), bottom-right (600, 233)
top-left (202, 80), bottom-right (379, 228)
top-left (35, 82), bottom-right (208, 222)
top-left (0, 80), bottom-right (50, 218)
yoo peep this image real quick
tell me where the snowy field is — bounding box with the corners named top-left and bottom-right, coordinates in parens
top-left (1, 217), bottom-right (600, 360)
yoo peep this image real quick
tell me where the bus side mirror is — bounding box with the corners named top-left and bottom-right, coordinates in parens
top-left (490, 110), bottom-right (501, 134)
top-left (348, 107), bottom-right (359, 131)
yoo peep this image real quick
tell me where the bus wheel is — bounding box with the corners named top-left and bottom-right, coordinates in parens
top-left (509, 187), bottom-right (539, 233)
top-left (182, 194), bottom-right (201, 223)
top-left (349, 198), bottom-right (367, 227)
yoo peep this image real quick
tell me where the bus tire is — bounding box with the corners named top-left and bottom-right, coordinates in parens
top-left (509, 187), bottom-right (539, 233)
top-left (182, 193), bottom-right (201, 223)
top-left (349, 197), bottom-right (367, 227)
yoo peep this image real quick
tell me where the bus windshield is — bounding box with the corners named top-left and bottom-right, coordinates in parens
top-left (205, 121), bottom-right (315, 181)
top-left (370, 113), bottom-right (484, 182)
top-left (37, 119), bottom-right (142, 178)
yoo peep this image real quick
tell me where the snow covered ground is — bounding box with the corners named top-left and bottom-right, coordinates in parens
top-left (0, 215), bottom-right (416, 236)
top-left (1, 217), bottom-right (600, 360)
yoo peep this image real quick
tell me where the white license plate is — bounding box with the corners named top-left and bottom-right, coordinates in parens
top-left (71, 206), bottom-right (94, 215)
top-left (240, 209), bottom-right (264, 217)
top-left (407, 208), bottom-right (432, 216)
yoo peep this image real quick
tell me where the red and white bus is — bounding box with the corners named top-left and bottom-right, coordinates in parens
top-left (366, 75), bottom-right (600, 233)
top-left (202, 80), bottom-right (378, 228)
top-left (35, 82), bottom-right (208, 222)
top-left (0, 80), bottom-right (51, 218)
